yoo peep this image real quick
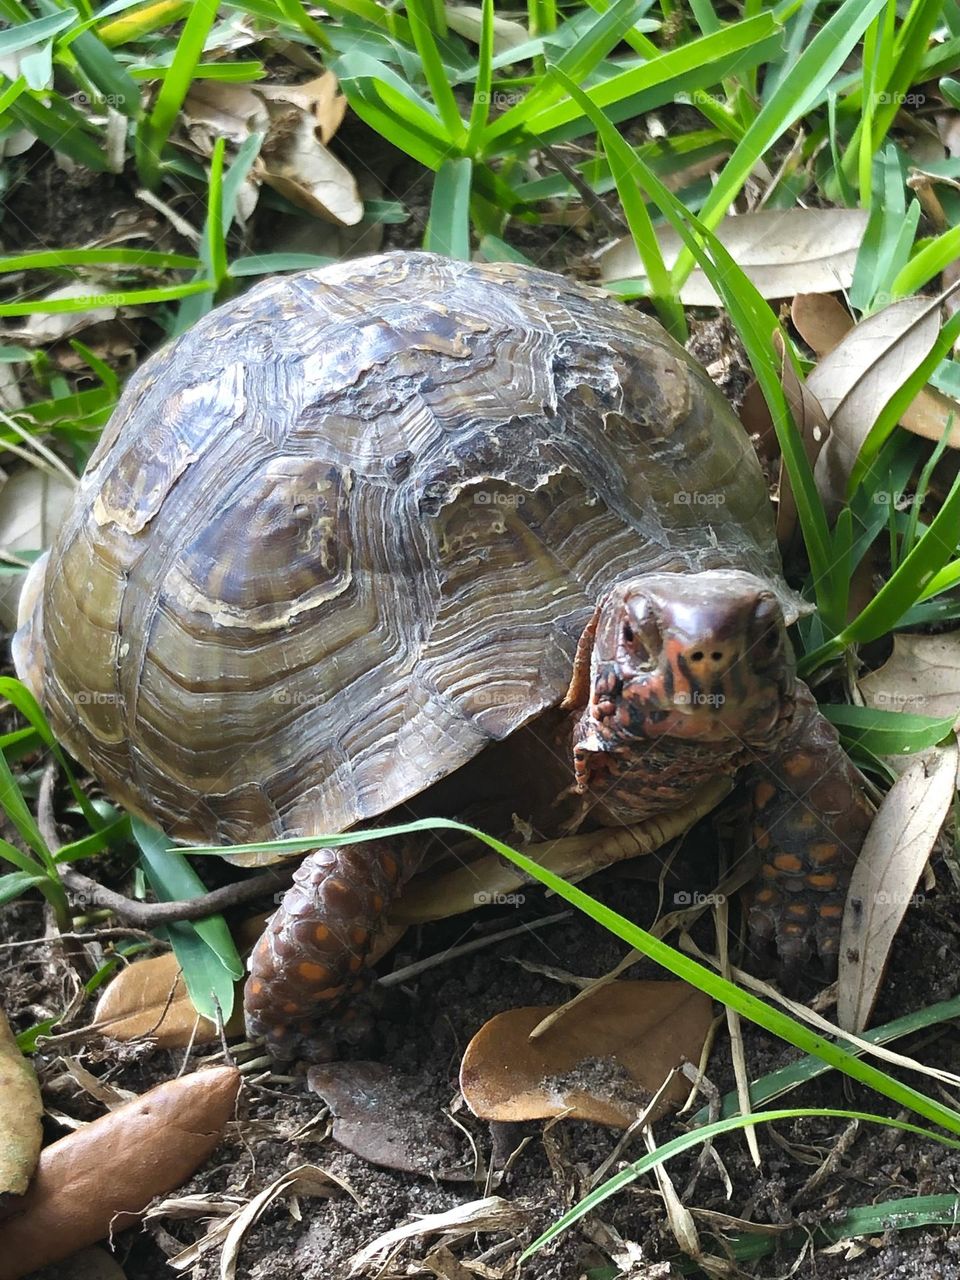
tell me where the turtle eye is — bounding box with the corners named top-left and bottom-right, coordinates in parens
top-left (751, 595), bottom-right (783, 662)
top-left (621, 603), bottom-right (660, 666)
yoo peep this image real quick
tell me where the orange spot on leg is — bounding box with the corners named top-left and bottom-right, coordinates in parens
top-left (806, 872), bottom-right (838, 890)
top-left (754, 781), bottom-right (776, 809)
top-left (773, 853), bottom-right (803, 873)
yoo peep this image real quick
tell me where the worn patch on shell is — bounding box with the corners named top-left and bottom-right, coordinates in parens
top-left (164, 457), bottom-right (353, 628)
top-left (299, 307), bottom-right (490, 404)
top-left (92, 364), bottom-right (244, 534)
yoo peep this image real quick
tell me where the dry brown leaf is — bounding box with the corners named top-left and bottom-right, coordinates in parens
top-left (0, 1067), bottom-right (240, 1280)
top-left (348, 1196), bottom-right (525, 1276)
top-left (791, 292), bottom-right (854, 356)
top-left (809, 294), bottom-right (946, 513)
top-left (184, 74), bottom-right (346, 148)
top-left (794, 292), bottom-right (960, 470)
top-left (0, 1008), bottom-right (42, 1199)
top-left (459, 981), bottom-right (712, 1129)
top-left (445, 4), bottom-right (529, 52)
top-left (900, 385), bottom-right (960, 447)
top-left (182, 82), bottom-right (263, 145)
top-left (92, 952), bottom-right (240, 1048)
top-left (11, 283), bottom-right (120, 344)
top-left (839, 742), bottom-right (958, 1032)
top-left (859, 632), bottom-right (960, 726)
top-left (93, 913), bottom-right (268, 1048)
top-left (183, 73), bottom-right (359, 227)
top-left (599, 208), bottom-right (868, 303)
top-left (308, 1062), bottom-right (476, 1180)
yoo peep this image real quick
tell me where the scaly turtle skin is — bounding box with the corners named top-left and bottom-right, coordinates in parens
top-left (13, 252), bottom-right (873, 1061)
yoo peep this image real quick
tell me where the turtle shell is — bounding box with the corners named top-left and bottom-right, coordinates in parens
top-left (14, 252), bottom-right (796, 855)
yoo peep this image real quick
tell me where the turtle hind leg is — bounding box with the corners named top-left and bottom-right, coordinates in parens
top-left (244, 838), bottom-right (421, 1062)
top-left (743, 683), bottom-right (874, 974)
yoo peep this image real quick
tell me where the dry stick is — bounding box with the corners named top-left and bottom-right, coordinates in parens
top-left (35, 761), bottom-right (294, 928)
top-left (57, 863), bottom-right (294, 928)
top-left (542, 144), bottom-right (628, 237)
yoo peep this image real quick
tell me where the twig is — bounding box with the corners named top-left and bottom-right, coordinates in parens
top-left (378, 910), bottom-right (570, 987)
top-left (58, 863), bottom-right (294, 927)
top-left (542, 144), bottom-right (627, 237)
top-left (35, 759), bottom-right (293, 927)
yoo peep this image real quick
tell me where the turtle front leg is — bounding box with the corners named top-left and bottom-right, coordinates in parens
top-left (245, 839), bottom-right (422, 1062)
top-left (743, 683), bottom-right (874, 970)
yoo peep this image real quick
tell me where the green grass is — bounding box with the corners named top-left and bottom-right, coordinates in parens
top-left (1, 0), bottom-right (960, 1271)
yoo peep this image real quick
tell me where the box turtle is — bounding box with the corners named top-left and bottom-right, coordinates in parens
top-left (13, 251), bottom-right (873, 1061)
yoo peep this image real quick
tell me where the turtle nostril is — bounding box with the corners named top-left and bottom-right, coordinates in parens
top-left (710, 651), bottom-right (723, 662)
top-left (690, 650), bottom-right (704, 662)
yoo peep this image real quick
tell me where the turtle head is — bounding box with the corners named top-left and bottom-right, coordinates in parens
top-left (585, 570), bottom-right (795, 747)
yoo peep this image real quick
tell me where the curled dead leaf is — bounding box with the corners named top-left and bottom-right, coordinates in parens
top-left (459, 981), bottom-right (712, 1129)
top-left (809, 293), bottom-right (950, 513)
top-left (259, 73), bottom-right (347, 145)
top-left (839, 742), bottom-right (959, 1032)
top-left (259, 104), bottom-right (362, 225)
top-left (600, 208), bottom-right (868, 303)
top-left (348, 1196), bottom-right (525, 1276)
top-left (0, 1008), bottom-right (42, 1199)
top-left (793, 292), bottom-right (960, 467)
top-left (182, 72), bottom-right (360, 227)
top-left (221, 1164), bottom-right (354, 1280)
top-left (12, 283), bottom-right (120, 345)
top-left (0, 1067), bottom-right (240, 1280)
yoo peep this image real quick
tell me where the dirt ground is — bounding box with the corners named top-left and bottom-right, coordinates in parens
top-left (7, 840), bottom-right (960, 1280)
top-left (3, 133), bottom-right (960, 1280)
